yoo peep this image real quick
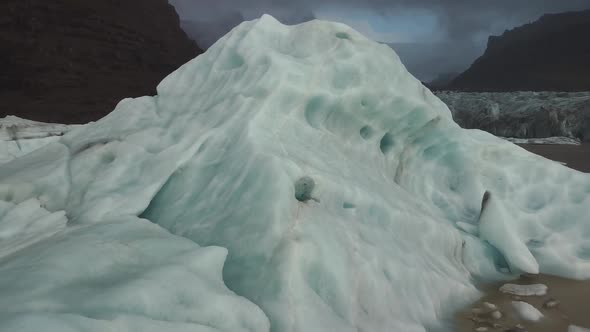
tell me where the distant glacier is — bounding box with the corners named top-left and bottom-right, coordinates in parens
top-left (437, 91), bottom-right (590, 142)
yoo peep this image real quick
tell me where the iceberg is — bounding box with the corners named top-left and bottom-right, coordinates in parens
top-left (1, 15), bottom-right (590, 331)
top-left (511, 301), bottom-right (544, 321)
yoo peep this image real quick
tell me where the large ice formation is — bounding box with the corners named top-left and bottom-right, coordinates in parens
top-left (1, 15), bottom-right (590, 331)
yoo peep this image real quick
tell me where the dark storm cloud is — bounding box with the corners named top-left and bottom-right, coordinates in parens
top-left (171, 0), bottom-right (590, 80)
top-left (172, 0), bottom-right (590, 38)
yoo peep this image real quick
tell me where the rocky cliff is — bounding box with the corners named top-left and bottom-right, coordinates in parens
top-left (450, 10), bottom-right (590, 92)
top-left (1, 0), bottom-right (201, 123)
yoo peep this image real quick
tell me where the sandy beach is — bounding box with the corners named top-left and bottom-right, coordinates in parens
top-left (456, 144), bottom-right (590, 332)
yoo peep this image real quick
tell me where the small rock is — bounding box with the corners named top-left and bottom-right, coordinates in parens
top-left (294, 176), bottom-right (315, 202)
top-left (475, 327), bottom-right (488, 332)
top-left (491, 311), bottom-right (502, 319)
top-left (483, 302), bottom-right (497, 310)
top-left (543, 298), bottom-right (560, 308)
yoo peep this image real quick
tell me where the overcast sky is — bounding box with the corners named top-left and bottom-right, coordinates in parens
top-left (170, 0), bottom-right (590, 81)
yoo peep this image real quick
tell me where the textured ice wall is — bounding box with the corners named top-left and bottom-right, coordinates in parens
top-left (0, 15), bottom-right (589, 332)
top-left (437, 91), bottom-right (590, 141)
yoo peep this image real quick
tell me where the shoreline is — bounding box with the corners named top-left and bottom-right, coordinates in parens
top-left (519, 143), bottom-right (590, 173)
top-left (456, 274), bottom-right (590, 332)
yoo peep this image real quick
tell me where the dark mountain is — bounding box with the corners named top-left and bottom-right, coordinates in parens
top-left (1, 0), bottom-right (202, 124)
top-left (389, 42), bottom-right (482, 83)
top-left (181, 11), bottom-right (316, 49)
top-left (450, 10), bottom-right (590, 92)
top-left (180, 11), bottom-right (245, 49)
top-left (427, 72), bottom-right (459, 90)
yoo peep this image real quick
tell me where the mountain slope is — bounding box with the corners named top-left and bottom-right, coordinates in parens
top-left (0, 0), bottom-right (202, 123)
top-left (450, 10), bottom-right (590, 92)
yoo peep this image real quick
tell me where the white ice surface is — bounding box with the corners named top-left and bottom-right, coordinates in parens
top-left (511, 301), bottom-right (544, 321)
top-left (1, 15), bottom-right (590, 332)
top-left (499, 283), bottom-right (548, 296)
top-left (0, 217), bottom-right (269, 332)
top-left (0, 116), bottom-right (79, 164)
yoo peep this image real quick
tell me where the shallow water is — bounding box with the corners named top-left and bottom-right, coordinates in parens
top-left (456, 274), bottom-right (590, 332)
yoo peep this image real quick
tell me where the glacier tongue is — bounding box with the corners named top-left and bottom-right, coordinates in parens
top-left (1, 14), bottom-right (590, 331)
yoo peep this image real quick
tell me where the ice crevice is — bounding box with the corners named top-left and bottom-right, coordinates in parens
top-left (0, 14), bottom-right (589, 332)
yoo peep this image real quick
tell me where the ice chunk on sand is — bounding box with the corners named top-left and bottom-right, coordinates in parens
top-left (569, 325), bottom-right (590, 332)
top-left (500, 283), bottom-right (548, 296)
top-left (511, 301), bottom-right (544, 321)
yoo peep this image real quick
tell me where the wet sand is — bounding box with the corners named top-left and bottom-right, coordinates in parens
top-left (519, 143), bottom-right (590, 173)
top-left (456, 144), bottom-right (590, 332)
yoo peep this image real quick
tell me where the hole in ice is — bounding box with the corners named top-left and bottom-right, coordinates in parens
top-left (359, 125), bottom-right (374, 139)
top-left (304, 96), bottom-right (327, 128)
top-left (343, 202), bottom-right (356, 209)
top-left (335, 32), bottom-right (350, 40)
top-left (101, 152), bottom-right (116, 163)
top-left (1, 190), bottom-right (13, 202)
top-left (294, 176), bottom-right (315, 202)
top-left (422, 145), bottom-right (445, 160)
top-left (527, 239), bottom-right (545, 248)
top-left (447, 176), bottom-right (460, 192)
top-left (379, 132), bottom-right (394, 154)
top-left (477, 191), bottom-right (491, 222)
top-left (578, 246), bottom-right (590, 260)
top-left (492, 249), bottom-right (510, 273)
top-left (382, 269), bottom-right (393, 282)
top-left (220, 52), bottom-right (245, 70)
